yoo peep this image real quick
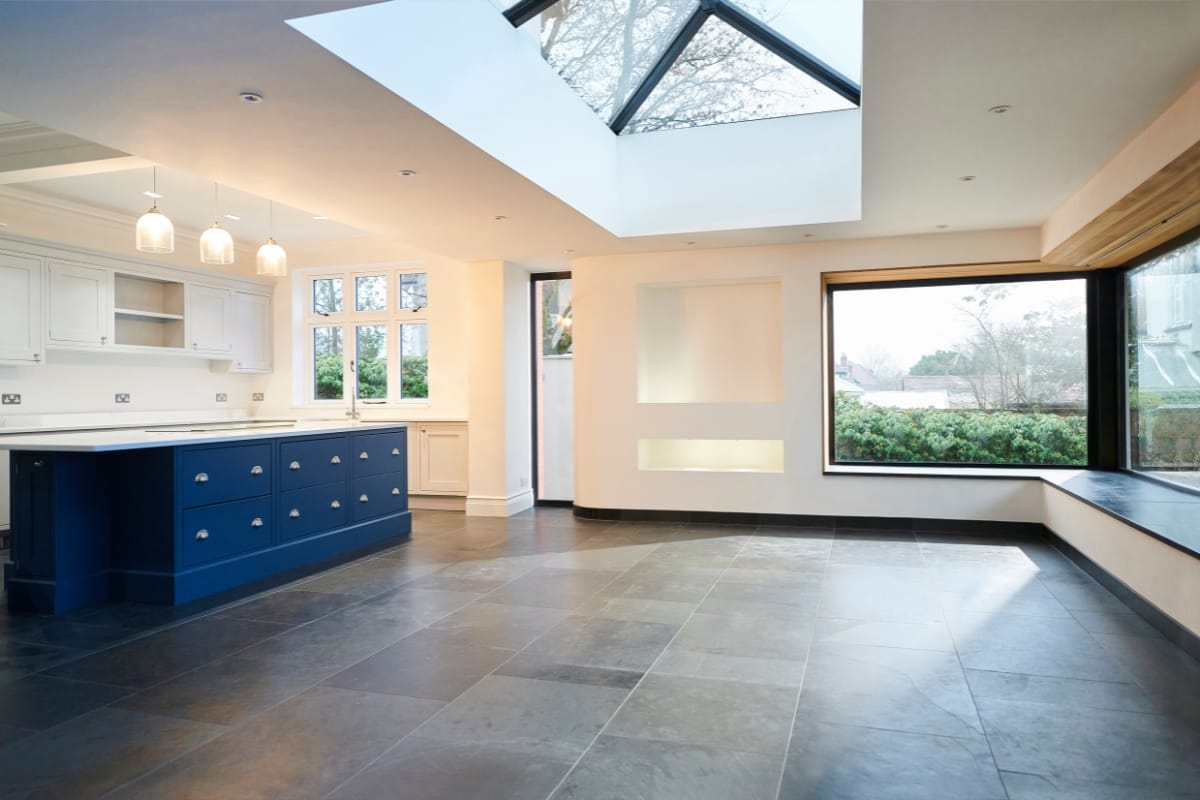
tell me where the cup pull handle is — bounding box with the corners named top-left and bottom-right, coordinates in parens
top-left (331, 499), bottom-right (341, 509)
top-left (331, 455), bottom-right (341, 465)
top-left (250, 465), bottom-right (263, 475)
top-left (359, 494), bottom-right (369, 503)
top-left (289, 461), bottom-right (301, 471)
top-left (195, 529), bottom-right (209, 541)
top-left (289, 509), bottom-right (300, 519)
top-left (251, 517), bottom-right (264, 528)
top-left (194, 472), bottom-right (209, 484)
top-left (359, 452), bottom-right (369, 461)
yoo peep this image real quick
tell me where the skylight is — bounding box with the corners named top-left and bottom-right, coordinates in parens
top-left (504, 0), bottom-right (861, 135)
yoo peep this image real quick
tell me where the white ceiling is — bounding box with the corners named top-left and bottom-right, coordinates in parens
top-left (0, 0), bottom-right (1196, 265)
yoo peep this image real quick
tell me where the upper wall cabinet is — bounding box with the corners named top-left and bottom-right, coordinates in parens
top-left (47, 260), bottom-right (111, 347)
top-left (230, 291), bottom-right (272, 373)
top-left (0, 250), bottom-right (44, 365)
top-left (189, 285), bottom-right (232, 354)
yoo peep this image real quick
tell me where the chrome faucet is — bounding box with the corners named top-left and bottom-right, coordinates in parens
top-left (347, 359), bottom-right (359, 420)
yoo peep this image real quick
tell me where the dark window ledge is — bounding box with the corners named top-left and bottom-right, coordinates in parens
top-left (1045, 471), bottom-right (1200, 560)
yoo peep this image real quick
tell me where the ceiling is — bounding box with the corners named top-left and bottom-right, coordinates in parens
top-left (0, 0), bottom-right (1197, 265)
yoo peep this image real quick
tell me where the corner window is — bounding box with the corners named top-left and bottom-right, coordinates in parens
top-left (304, 268), bottom-right (429, 404)
top-left (1127, 235), bottom-right (1200, 490)
top-left (828, 275), bottom-right (1089, 466)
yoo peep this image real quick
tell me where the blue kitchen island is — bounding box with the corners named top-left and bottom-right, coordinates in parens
top-left (1, 420), bottom-right (412, 614)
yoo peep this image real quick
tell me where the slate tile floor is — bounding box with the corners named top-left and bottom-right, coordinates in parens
top-left (1, 511), bottom-right (1199, 799)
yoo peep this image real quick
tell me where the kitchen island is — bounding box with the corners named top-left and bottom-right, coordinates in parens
top-left (1, 420), bottom-right (412, 614)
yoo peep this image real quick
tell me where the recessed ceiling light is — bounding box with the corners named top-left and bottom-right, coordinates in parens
top-left (311, 215), bottom-right (329, 221)
top-left (936, 224), bottom-right (950, 229)
top-left (564, 249), bottom-right (575, 254)
top-left (685, 241), bottom-right (696, 246)
top-left (803, 233), bottom-right (815, 238)
top-left (958, 175), bottom-right (977, 182)
top-left (239, 90), bottom-right (264, 104)
top-left (0, 222), bottom-right (7, 227)
top-left (143, 190), bottom-right (163, 199)
top-left (494, 215), bottom-right (507, 221)
top-left (223, 213), bottom-right (241, 221)
top-left (988, 104), bottom-right (1012, 114)
top-left (397, 169), bottom-right (417, 177)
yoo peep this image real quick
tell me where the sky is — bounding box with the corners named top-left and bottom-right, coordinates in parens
top-left (832, 278), bottom-right (1086, 374)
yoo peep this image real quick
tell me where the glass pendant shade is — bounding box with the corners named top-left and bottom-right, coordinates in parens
top-left (256, 238), bottom-right (287, 276)
top-left (135, 207), bottom-right (175, 253)
top-left (199, 223), bottom-right (235, 264)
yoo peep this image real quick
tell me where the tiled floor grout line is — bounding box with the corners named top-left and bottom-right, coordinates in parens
top-left (539, 533), bottom-right (758, 800)
top-left (771, 534), bottom-right (834, 800)
top-left (317, 536), bottom-right (673, 800)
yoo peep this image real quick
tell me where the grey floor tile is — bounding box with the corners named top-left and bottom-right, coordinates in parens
top-left (43, 617), bottom-right (289, 689)
top-left (652, 643), bottom-right (809, 687)
top-left (964, 668), bottom-right (1154, 713)
top-left (0, 723), bottom-right (33, 747)
top-left (813, 618), bottom-right (956, 652)
top-left (938, 583), bottom-right (1072, 619)
top-left (496, 653), bottom-right (643, 689)
top-left (0, 640), bottom-right (82, 684)
top-left (107, 686), bottom-right (442, 800)
top-left (418, 673), bottom-right (629, 761)
top-left (1000, 769), bottom-right (1200, 800)
top-left (350, 585), bottom-right (483, 627)
top-left (553, 734), bottom-right (782, 800)
top-left (977, 695), bottom-right (1200, 792)
top-left (223, 589), bottom-right (359, 626)
top-left (0, 706), bottom-right (224, 799)
top-left (607, 673), bottom-right (796, 756)
top-left (797, 642), bottom-right (983, 739)
top-left (524, 615), bottom-right (679, 671)
top-left (327, 735), bottom-right (573, 800)
top-left (598, 566), bottom-right (723, 604)
top-left (1068, 608), bottom-right (1162, 638)
top-left (830, 537), bottom-right (926, 567)
top-left (427, 600), bottom-right (568, 649)
top-left (781, 719), bottom-right (1006, 800)
top-left (541, 544), bottom-right (657, 572)
top-left (116, 652), bottom-right (322, 725)
top-left (949, 612), bottom-right (1133, 683)
top-left (323, 628), bottom-right (514, 701)
top-left (399, 572), bottom-right (516, 593)
top-left (672, 612), bottom-right (812, 661)
top-left (0, 674), bottom-right (131, 730)
top-left (1039, 575), bottom-right (1131, 613)
top-left (0, 615), bottom-right (135, 651)
top-left (295, 557), bottom-right (443, 597)
top-left (1092, 631), bottom-right (1200, 721)
top-left (486, 567), bottom-right (623, 610)
top-left (574, 595), bottom-right (698, 625)
top-left (819, 582), bottom-right (944, 624)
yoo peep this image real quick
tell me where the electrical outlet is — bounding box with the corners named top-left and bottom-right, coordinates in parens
top-left (252, 392), bottom-right (265, 402)
top-left (115, 393), bottom-right (131, 404)
top-left (1, 393), bottom-right (20, 405)
top-left (216, 393), bottom-right (228, 402)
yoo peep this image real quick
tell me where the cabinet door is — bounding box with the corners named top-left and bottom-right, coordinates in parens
top-left (230, 291), bottom-right (272, 372)
top-left (0, 251), bottom-right (44, 365)
top-left (189, 284), bottom-right (231, 354)
top-left (418, 424), bottom-right (468, 493)
top-left (47, 260), bottom-right (110, 346)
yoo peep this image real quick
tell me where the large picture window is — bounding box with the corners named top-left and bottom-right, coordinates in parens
top-left (305, 267), bottom-right (429, 403)
top-left (828, 276), bottom-right (1089, 466)
top-left (1127, 235), bottom-right (1200, 490)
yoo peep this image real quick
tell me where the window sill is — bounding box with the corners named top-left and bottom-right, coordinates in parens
top-left (824, 464), bottom-right (1075, 481)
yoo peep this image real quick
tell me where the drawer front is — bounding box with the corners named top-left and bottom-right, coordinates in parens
top-left (351, 472), bottom-right (408, 522)
top-left (279, 436), bottom-right (350, 491)
top-left (179, 444), bottom-right (272, 508)
top-left (182, 496), bottom-right (272, 567)
top-left (351, 430), bottom-right (407, 478)
top-left (279, 481), bottom-right (348, 542)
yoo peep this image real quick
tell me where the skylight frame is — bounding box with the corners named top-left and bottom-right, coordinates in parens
top-left (504, 0), bottom-right (862, 134)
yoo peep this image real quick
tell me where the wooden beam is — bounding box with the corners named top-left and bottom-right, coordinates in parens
top-left (823, 260), bottom-right (1081, 286)
top-left (1045, 138), bottom-right (1200, 268)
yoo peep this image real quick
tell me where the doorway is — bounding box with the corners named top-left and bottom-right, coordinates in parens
top-left (531, 272), bottom-right (574, 504)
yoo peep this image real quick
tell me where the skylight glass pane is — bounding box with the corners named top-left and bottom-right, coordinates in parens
top-left (622, 15), bottom-right (855, 134)
top-left (530, 0), bottom-right (700, 122)
top-left (728, 0), bottom-right (862, 83)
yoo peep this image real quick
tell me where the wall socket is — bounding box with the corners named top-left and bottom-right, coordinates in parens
top-left (115, 393), bottom-right (131, 404)
top-left (215, 393), bottom-right (228, 402)
top-left (252, 393), bottom-right (265, 401)
top-left (1, 393), bottom-right (20, 405)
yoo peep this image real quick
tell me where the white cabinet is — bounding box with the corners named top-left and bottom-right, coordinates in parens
top-left (230, 291), bottom-right (272, 373)
top-left (188, 285), bottom-right (232, 354)
top-left (414, 423), bottom-right (468, 494)
top-left (47, 260), bottom-right (110, 347)
top-left (0, 250), bottom-right (44, 365)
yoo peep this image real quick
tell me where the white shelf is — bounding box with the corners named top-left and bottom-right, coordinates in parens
top-left (115, 307), bottom-right (184, 321)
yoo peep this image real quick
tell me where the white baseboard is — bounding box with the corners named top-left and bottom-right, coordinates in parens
top-left (409, 494), bottom-right (466, 512)
top-left (465, 489), bottom-right (534, 517)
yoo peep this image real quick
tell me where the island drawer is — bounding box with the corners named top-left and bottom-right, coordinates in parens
top-left (351, 430), bottom-right (407, 478)
top-left (182, 496), bottom-right (272, 567)
top-left (179, 443), bottom-right (272, 508)
top-left (279, 436), bottom-right (350, 491)
top-left (279, 481), bottom-right (348, 541)
top-left (351, 472), bottom-right (408, 522)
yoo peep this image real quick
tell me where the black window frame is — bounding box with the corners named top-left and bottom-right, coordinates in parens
top-left (825, 270), bottom-right (1105, 470)
top-left (503, 0), bottom-right (861, 135)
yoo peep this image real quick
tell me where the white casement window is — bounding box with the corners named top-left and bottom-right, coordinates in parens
top-left (305, 268), bottom-right (429, 404)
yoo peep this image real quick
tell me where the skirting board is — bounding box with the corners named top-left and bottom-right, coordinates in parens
top-left (409, 494), bottom-right (466, 512)
top-left (465, 489), bottom-right (534, 517)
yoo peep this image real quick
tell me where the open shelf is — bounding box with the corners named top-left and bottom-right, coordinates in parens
top-left (113, 272), bottom-right (186, 348)
top-left (115, 307), bottom-right (184, 321)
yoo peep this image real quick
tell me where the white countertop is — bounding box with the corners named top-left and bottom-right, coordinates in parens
top-left (0, 419), bottom-right (407, 452)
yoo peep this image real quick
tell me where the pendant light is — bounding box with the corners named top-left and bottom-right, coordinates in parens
top-left (135, 166), bottom-right (174, 253)
top-left (199, 183), bottom-right (235, 264)
top-left (256, 200), bottom-right (287, 276)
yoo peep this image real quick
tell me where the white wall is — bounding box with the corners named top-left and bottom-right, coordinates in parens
top-left (573, 227), bottom-right (1047, 520)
